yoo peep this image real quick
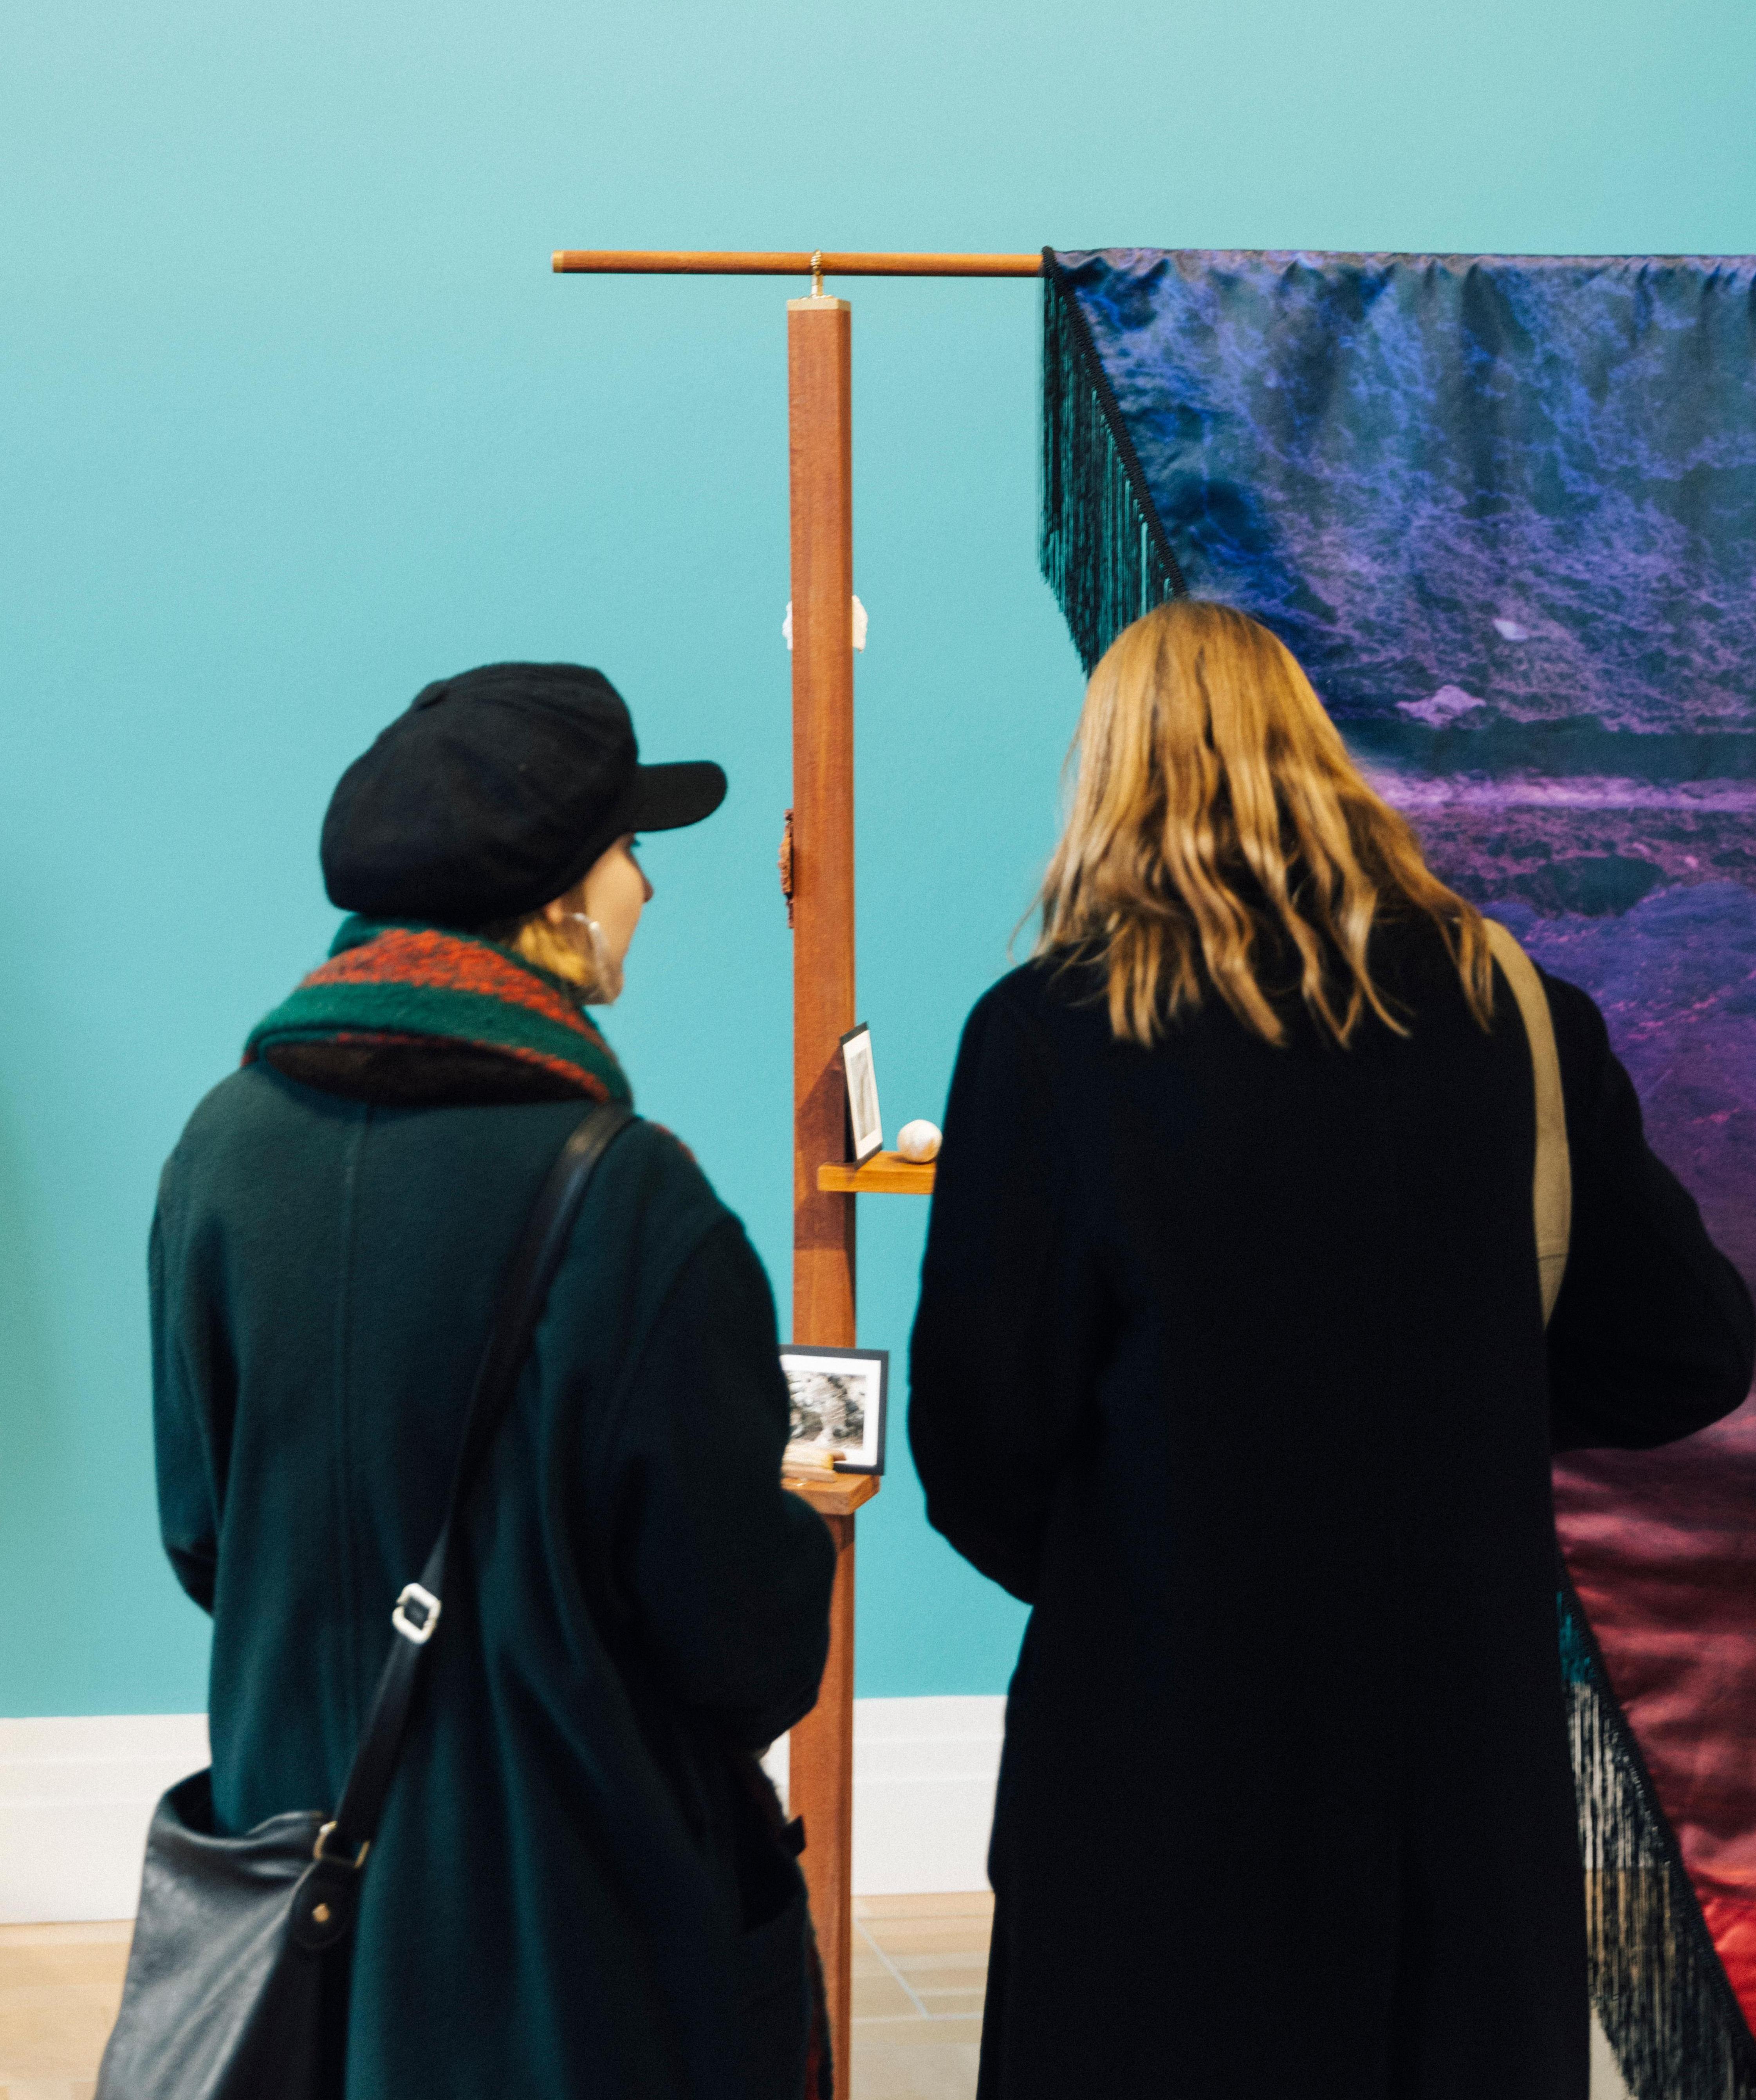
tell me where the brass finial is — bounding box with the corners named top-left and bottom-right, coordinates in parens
top-left (810, 250), bottom-right (823, 297)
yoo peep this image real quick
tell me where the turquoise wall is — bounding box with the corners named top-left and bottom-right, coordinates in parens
top-left (3, 0), bottom-right (1752, 1714)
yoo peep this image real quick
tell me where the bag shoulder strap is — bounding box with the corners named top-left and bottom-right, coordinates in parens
top-left (320, 1100), bottom-right (635, 1863)
top-left (1483, 921), bottom-right (1572, 1327)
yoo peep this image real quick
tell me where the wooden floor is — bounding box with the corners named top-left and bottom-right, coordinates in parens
top-left (0, 1895), bottom-right (991, 2100)
top-left (0, 1898), bottom-right (1642, 2100)
top-left (0, 1921), bottom-right (130, 2100)
top-left (852, 1893), bottom-right (988, 2099)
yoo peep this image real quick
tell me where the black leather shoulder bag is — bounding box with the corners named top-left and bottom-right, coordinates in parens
top-left (97, 1101), bottom-right (635, 2100)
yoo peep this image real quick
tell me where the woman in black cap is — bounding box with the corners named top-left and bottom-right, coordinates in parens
top-left (148, 665), bottom-right (836, 2098)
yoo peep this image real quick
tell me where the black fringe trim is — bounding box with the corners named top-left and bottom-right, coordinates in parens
top-left (1039, 247), bottom-right (1186, 674)
top-left (1561, 1569), bottom-right (1756, 2098)
top-left (1041, 240), bottom-right (1756, 2091)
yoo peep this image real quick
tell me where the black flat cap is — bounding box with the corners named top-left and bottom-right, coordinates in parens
top-left (321, 663), bottom-right (726, 926)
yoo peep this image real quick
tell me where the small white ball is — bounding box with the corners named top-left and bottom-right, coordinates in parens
top-left (897, 1120), bottom-right (941, 1163)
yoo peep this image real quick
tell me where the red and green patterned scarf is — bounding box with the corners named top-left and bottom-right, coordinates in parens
top-left (245, 917), bottom-right (632, 1106)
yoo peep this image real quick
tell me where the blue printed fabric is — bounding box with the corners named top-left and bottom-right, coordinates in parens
top-left (1054, 246), bottom-right (1756, 2031)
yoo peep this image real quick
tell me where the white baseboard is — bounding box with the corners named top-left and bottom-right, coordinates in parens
top-left (765, 1694), bottom-right (1004, 1895)
top-left (0, 1714), bottom-right (211, 1922)
top-left (854, 1693), bottom-right (1002, 1892)
top-left (2, 1699), bottom-right (1001, 1922)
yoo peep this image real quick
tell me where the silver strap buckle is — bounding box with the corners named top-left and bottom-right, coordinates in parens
top-left (392, 1581), bottom-right (442, 1646)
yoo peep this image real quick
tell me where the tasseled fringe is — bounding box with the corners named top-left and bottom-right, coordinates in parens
top-left (1562, 1586), bottom-right (1756, 2098)
top-left (1039, 247), bottom-right (1186, 674)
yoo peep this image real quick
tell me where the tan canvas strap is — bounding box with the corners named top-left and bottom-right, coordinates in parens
top-left (1484, 921), bottom-right (1572, 1325)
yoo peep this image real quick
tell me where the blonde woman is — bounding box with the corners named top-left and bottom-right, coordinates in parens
top-left (908, 601), bottom-right (1752, 2100)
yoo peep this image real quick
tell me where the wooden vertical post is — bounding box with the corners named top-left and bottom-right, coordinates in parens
top-left (549, 245), bottom-right (1028, 2100)
top-left (798, 1509), bottom-right (857, 2092)
top-left (786, 291), bottom-right (859, 2100)
top-left (788, 292), bottom-right (857, 1349)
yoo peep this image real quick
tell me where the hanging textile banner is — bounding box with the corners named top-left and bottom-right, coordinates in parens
top-left (1043, 247), bottom-right (1756, 2098)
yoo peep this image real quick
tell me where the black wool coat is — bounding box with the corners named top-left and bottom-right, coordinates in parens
top-left (152, 1065), bottom-right (836, 2100)
top-left (908, 927), bottom-right (1754, 2100)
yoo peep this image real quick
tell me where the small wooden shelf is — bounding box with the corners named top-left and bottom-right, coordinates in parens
top-left (817, 1152), bottom-right (936, 1195)
top-left (782, 1468), bottom-right (882, 1516)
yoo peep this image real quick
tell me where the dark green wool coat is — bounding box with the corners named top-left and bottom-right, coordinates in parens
top-left (151, 1064), bottom-right (836, 2100)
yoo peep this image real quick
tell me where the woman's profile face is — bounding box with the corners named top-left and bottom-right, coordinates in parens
top-left (583, 834), bottom-right (652, 977)
top-left (540, 835), bottom-right (652, 1002)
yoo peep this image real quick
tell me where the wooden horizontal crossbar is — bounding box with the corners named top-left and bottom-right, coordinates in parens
top-left (552, 249), bottom-right (1043, 278)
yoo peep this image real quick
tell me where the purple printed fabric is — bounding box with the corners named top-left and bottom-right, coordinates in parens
top-left (1049, 247), bottom-right (1756, 2059)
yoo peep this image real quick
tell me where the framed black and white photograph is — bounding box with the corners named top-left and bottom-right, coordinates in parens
top-left (840, 1022), bottom-right (884, 1163)
top-left (780, 1345), bottom-right (888, 1475)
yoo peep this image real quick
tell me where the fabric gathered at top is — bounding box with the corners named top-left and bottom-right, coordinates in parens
top-left (243, 917), bottom-right (632, 1107)
top-left (1040, 249), bottom-right (1756, 2094)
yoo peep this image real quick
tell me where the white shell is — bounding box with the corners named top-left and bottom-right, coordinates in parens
top-left (896, 1119), bottom-right (941, 1163)
top-left (783, 597), bottom-right (867, 652)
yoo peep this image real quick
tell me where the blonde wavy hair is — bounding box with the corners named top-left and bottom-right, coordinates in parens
top-left (1034, 598), bottom-right (1493, 1047)
top-left (478, 872), bottom-right (606, 999)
